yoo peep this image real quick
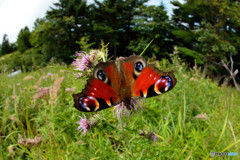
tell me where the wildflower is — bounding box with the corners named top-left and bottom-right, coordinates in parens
top-left (76, 116), bottom-right (91, 135)
top-left (47, 72), bottom-right (52, 76)
top-left (113, 99), bottom-right (144, 119)
top-left (164, 116), bottom-right (167, 120)
top-left (76, 115), bottom-right (99, 135)
top-left (149, 133), bottom-right (158, 141)
top-left (72, 53), bottom-right (93, 72)
top-left (139, 131), bottom-right (159, 142)
top-left (89, 50), bottom-right (97, 61)
top-left (42, 76), bottom-right (46, 80)
top-left (72, 52), bottom-right (94, 78)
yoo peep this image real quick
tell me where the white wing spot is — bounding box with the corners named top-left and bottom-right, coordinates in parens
top-left (94, 88), bottom-right (97, 90)
top-left (150, 74), bottom-right (152, 77)
top-left (91, 92), bottom-right (95, 95)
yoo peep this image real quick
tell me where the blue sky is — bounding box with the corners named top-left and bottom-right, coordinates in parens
top-left (0, 0), bottom-right (183, 43)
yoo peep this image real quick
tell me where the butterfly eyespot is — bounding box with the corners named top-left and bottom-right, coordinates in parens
top-left (133, 59), bottom-right (146, 77)
top-left (79, 96), bottom-right (99, 111)
top-left (97, 70), bottom-right (106, 81)
top-left (154, 76), bottom-right (173, 94)
top-left (135, 62), bottom-right (144, 72)
top-left (95, 69), bottom-right (109, 84)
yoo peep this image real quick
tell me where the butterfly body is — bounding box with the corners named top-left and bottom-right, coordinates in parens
top-left (73, 55), bottom-right (177, 112)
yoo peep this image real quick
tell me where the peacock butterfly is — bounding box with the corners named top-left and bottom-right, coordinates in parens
top-left (72, 55), bottom-right (177, 112)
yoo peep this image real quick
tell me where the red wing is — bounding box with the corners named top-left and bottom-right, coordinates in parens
top-left (73, 62), bottom-right (121, 112)
top-left (133, 66), bottom-right (177, 98)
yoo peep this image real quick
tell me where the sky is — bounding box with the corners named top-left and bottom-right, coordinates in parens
top-left (0, 0), bottom-right (182, 44)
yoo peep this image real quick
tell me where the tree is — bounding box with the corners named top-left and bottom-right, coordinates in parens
top-left (31, 17), bottom-right (76, 63)
top-left (128, 4), bottom-right (173, 58)
top-left (171, 0), bottom-right (240, 79)
top-left (91, 0), bottom-right (148, 57)
top-left (17, 26), bottom-right (32, 53)
top-left (0, 34), bottom-right (16, 56)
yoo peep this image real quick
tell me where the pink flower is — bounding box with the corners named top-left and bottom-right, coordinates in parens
top-left (139, 131), bottom-right (158, 142)
top-left (149, 133), bottom-right (158, 141)
top-left (76, 115), bottom-right (99, 135)
top-left (113, 99), bottom-right (144, 119)
top-left (76, 116), bottom-right (91, 135)
top-left (72, 53), bottom-right (93, 72)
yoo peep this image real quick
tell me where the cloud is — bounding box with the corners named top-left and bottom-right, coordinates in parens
top-left (0, 0), bottom-right (58, 43)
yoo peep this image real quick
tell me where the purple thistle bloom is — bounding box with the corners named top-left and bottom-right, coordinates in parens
top-left (72, 53), bottom-right (94, 78)
top-left (149, 133), bottom-right (158, 141)
top-left (113, 99), bottom-right (144, 119)
top-left (76, 116), bottom-right (91, 135)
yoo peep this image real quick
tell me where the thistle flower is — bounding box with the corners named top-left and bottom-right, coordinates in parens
top-left (149, 133), bottom-right (158, 141)
top-left (72, 52), bottom-right (94, 78)
top-left (139, 131), bottom-right (158, 142)
top-left (113, 99), bottom-right (144, 119)
top-left (76, 115), bottom-right (99, 134)
top-left (72, 53), bottom-right (93, 72)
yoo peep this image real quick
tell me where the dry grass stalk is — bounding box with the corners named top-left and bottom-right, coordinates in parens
top-left (10, 95), bottom-right (17, 100)
top-left (5, 99), bottom-right (9, 110)
top-left (228, 120), bottom-right (238, 150)
top-left (7, 145), bottom-right (15, 156)
top-left (194, 113), bottom-right (208, 120)
top-left (23, 76), bottom-right (36, 81)
top-left (18, 134), bottom-right (42, 146)
top-left (9, 115), bottom-right (18, 123)
top-left (50, 76), bottom-right (64, 100)
top-left (65, 87), bottom-right (76, 93)
top-left (33, 87), bottom-right (50, 100)
top-left (49, 73), bottom-right (58, 80)
top-left (33, 76), bottom-right (43, 89)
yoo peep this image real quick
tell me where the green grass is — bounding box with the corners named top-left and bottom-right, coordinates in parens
top-left (0, 56), bottom-right (240, 159)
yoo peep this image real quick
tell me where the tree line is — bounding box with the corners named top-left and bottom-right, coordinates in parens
top-left (0, 0), bottom-right (239, 87)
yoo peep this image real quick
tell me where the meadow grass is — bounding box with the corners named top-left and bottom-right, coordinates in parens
top-left (0, 55), bottom-right (240, 159)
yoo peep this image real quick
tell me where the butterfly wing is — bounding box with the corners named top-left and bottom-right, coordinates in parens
top-left (73, 61), bottom-right (121, 112)
top-left (120, 55), bottom-right (177, 99)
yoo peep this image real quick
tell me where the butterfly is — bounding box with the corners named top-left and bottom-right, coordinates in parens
top-left (72, 55), bottom-right (177, 112)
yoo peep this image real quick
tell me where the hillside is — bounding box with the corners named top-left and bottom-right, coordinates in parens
top-left (0, 55), bottom-right (239, 159)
